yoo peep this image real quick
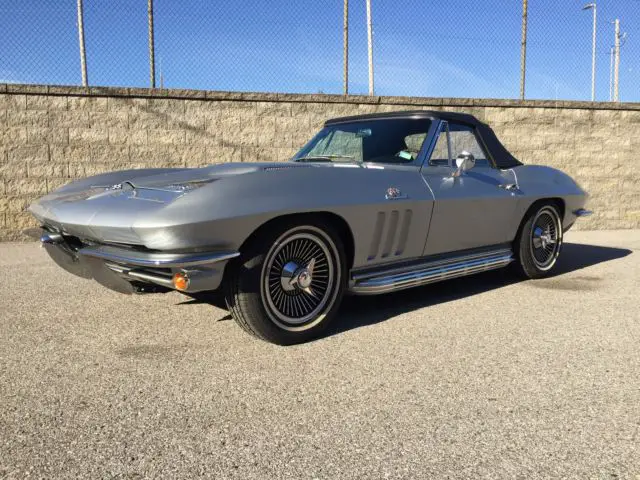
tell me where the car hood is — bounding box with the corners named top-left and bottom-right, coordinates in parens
top-left (128, 162), bottom-right (313, 189)
top-left (27, 162), bottom-right (317, 243)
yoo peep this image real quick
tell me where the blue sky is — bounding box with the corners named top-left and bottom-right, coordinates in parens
top-left (0, 0), bottom-right (638, 101)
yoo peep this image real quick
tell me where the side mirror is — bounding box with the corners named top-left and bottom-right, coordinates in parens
top-left (453, 151), bottom-right (475, 177)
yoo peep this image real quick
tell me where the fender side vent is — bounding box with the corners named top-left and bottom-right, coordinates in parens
top-left (368, 212), bottom-right (386, 260)
top-left (396, 209), bottom-right (413, 256)
top-left (381, 210), bottom-right (399, 258)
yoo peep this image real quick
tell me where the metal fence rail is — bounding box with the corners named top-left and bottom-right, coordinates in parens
top-left (0, 1), bottom-right (637, 102)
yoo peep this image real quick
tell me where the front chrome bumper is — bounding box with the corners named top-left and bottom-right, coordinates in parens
top-left (39, 229), bottom-right (238, 294)
top-left (78, 244), bottom-right (239, 268)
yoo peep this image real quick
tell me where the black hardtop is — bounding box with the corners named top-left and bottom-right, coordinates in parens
top-left (325, 110), bottom-right (523, 169)
top-left (325, 110), bottom-right (477, 126)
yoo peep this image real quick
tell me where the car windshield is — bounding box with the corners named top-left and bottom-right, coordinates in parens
top-left (293, 118), bottom-right (432, 164)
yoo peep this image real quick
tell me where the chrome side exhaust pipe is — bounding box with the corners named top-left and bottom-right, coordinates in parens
top-left (40, 232), bottom-right (64, 244)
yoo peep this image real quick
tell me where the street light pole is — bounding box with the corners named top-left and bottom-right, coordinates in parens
top-left (519, 0), bottom-right (527, 100)
top-left (366, 0), bottom-right (374, 96)
top-left (582, 3), bottom-right (596, 101)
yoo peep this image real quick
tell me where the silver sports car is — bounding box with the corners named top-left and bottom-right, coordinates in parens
top-left (29, 111), bottom-right (591, 344)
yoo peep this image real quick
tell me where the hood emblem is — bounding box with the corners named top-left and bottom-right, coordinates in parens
top-left (106, 181), bottom-right (134, 191)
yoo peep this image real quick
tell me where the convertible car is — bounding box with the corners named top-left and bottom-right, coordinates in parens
top-left (29, 111), bottom-right (590, 345)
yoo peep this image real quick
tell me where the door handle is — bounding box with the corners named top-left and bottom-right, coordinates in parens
top-left (498, 183), bottom-right (518, 191)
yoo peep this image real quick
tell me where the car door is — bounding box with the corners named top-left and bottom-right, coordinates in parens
top-left (421, 120), bottom-right (518, 256)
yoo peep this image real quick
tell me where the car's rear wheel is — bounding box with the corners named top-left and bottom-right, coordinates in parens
top-left (514, 203), bottom-right (563, 279)
top-left (224, 220), bottom-right (346, 345)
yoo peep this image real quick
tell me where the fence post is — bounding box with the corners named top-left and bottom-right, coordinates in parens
top-left (343, 0), bottom-right (348, 95)
top-left (366, 0), bottom-right (374, 96)
top-left (76, 0), bottom-right (88, 87)
top-left (613, 19), bottom-right (621, 102)
top-left (519, 0), bottom-right (528, 100)
top-left (148, 0), bottom-right (156, 88)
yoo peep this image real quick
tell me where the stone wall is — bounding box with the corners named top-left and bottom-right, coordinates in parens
top-left (1, 83), bottom-right (639, 240)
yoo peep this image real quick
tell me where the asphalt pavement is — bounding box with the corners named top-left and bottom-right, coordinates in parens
top-left (1, 230), bottom-right (639, 479)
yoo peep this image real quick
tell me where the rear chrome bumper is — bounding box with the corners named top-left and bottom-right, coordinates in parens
top-left (39, 229), bottom-right (238, 294)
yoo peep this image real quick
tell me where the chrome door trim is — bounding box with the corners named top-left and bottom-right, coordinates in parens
top-left (417, 119), bottom-right (445, 170)
top-left (419, 119), bottom-right (446, 171)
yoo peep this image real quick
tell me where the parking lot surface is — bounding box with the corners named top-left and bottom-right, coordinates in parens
top-left (1, 230), bottom-right (639, 479)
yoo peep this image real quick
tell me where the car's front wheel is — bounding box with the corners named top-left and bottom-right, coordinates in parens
top-left (514, 203), bottom-right (563, 279)
top-left (224, 220), bottom-right (346, 345)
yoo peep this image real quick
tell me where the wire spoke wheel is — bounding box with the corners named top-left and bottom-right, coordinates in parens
top-left (261, 227), bottom-right (340, 332)
top-left (529, 206), bottom-right (562, 271)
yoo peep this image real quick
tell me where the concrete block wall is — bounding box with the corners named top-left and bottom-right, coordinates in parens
top-left (1, 84), bottom-right (639, 241)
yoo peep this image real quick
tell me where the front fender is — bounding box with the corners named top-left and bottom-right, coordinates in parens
top-left (133, 166), bottom-right (435, 268)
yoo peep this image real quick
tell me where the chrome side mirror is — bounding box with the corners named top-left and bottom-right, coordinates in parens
top-left (453, 151), bottom-right (475, 177)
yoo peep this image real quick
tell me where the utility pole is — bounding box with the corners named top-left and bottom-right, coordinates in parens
top-left (582, 3), bottom-right (597, 101)
top-left (366, 0), bottom-right (374, 96)
top-left (343, 0), bottom-right (348, 95)
top-left (519, 0), bottom-right (528, 100)
top-left (148, 0), bottom-right (156, 88)
top-left (76, 0), bottom-right (88, 87)
top-left (614, 19), bottom-right (620, 102)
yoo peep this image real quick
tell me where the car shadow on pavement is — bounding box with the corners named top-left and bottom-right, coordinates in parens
top-left (325, 242), bottom-right (632, 337)
top-left (182, 242), bottom-right (631, 334)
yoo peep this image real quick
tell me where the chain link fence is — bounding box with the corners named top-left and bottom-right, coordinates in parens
top-left (0, 1), bottom-right (638, 101)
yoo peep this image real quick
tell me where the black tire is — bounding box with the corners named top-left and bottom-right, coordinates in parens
top-left (513, 203), bottom-right (563, 279)
top-left (224, 219), bottom-right (346, 345)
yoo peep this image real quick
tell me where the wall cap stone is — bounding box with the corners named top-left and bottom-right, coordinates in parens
top-left (1, 82), bottom-right (639, 111)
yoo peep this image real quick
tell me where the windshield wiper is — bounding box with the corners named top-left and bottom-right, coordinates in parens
top-left (295, 154), bottom-right (357, 162)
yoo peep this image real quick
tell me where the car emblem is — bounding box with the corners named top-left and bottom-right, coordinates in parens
top-left (385, 187), bottom-right (405, 200)
top-left (107, 181), bottom-right (134, 191)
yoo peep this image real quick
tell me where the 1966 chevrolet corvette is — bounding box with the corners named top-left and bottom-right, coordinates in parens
top-left (29, 111), bottom-right (591, 344)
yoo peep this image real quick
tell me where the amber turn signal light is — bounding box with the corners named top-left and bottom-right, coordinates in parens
top-left (172, 272), bottom-right (189, 291)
